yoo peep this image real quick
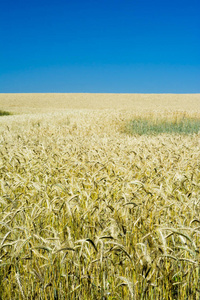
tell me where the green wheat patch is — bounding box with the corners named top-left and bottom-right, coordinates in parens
top-left (126, 117), bottom-right (200, 135)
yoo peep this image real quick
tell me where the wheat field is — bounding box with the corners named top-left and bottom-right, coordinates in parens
top-left (0, 94), bottom-right (200, 299)
top-left (0, 93), bottom-right (200, 113)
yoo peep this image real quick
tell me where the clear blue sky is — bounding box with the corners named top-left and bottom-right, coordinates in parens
top-left (0, 0), bottom-right (199, 93)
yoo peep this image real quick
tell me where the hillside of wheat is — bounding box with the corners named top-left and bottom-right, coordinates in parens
top-left (0, 94), bottom-right (200, 299)
top-left (0, 93), bottom-right (200, 113)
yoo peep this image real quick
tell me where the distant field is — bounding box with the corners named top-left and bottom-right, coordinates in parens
top-left (0, 93), bottom-right (200, 113)
top-left (0, 94), bottom-right (200, 299)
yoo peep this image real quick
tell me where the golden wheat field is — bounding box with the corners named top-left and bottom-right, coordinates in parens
top-left (0, 93), bottom-right (200, 113)
top-left (0, 94), bottom-right (200, 299)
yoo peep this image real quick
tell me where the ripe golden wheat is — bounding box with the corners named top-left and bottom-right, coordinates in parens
top-left (0, 106), bottom-right (200, 299)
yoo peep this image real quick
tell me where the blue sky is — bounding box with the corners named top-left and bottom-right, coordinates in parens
top-left (0, 0), bottom-right (199, 93)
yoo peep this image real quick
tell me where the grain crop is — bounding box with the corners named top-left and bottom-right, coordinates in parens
top-left (0, 93), bottom-right (200, 113)
top-left (0, 94), bottom-right (200, 299)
